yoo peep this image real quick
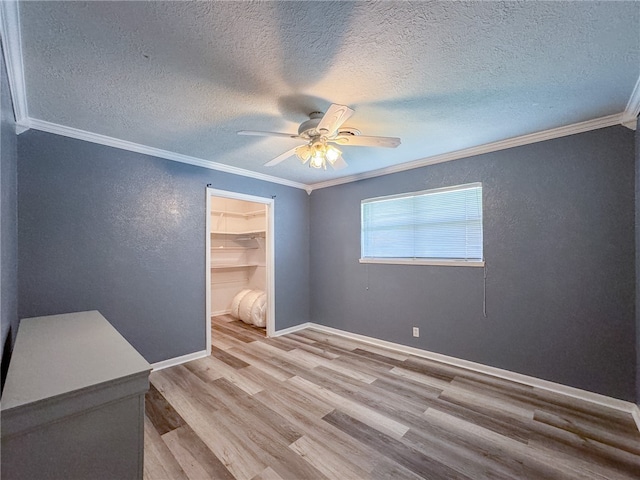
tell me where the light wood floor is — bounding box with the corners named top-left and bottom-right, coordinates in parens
top-left (144, 315), bottom-right (640, 479)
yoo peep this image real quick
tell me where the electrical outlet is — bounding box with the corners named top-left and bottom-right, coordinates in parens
top-left (412, 327), bottom-right (419, 337)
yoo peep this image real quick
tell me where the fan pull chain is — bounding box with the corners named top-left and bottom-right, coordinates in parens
top-left (483, 262), bottom-right (488, 318)
top-left (366, 264), bottom-right (370, 290)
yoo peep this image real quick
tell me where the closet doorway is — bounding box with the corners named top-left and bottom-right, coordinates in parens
top-left (205, 189), bottom-right (275, 352)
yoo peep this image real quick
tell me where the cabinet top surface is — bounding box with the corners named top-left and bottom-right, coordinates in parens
top-left (1, 311), bottom-right (151, 411)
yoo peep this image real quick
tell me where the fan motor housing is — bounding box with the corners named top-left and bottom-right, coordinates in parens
top-left (337, 128), bottom-right (361, 137)
top-left (298, 112), bottom-right (361, 138)
top-left (298, 112), bottom-right (323, 136)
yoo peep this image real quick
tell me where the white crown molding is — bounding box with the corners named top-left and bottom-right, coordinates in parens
top-left (621, 117), bottom-right (637, 131)
top-left (308, 113), bottom-right (624, 191)
top-left (26, 118), bottom-right (309, 191)
top-left (0, 0), bottom-right (28, 125)
top-left (621, 71), bottom-right (640, 128)
top-left (305, 323), bottom-right (639, 427)
top-left (1, 0), bottom-right (635, 190)
top-left (21, 111), bottom-right (627, 194)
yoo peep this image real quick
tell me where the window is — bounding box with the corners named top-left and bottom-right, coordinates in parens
top-left (360, 183), bottom-right (483, 266)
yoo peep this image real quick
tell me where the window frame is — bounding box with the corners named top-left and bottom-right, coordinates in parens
top-left (359, 183), bottom-right (484, 267)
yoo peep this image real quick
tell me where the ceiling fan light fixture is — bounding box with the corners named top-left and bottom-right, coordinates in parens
top-left (295, 144), bottom-right (311, 164)
top-left (240, 103), bottom-right (400, 171)
top-left (301, 140), bottom-right (342, 169)
top-left (325, 144), bottom-right (341, 164)
top-left (309, 148), bottom-right (326, 169)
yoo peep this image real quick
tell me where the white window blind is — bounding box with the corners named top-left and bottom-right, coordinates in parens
top-left (361, 183), bottom-right (483, 266)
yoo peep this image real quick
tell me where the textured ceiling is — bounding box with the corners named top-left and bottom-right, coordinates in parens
top-left (17, 1), bottom-right (640, 187)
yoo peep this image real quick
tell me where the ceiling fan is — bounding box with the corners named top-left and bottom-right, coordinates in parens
top-left (238, 104), bottom-right (401, 170)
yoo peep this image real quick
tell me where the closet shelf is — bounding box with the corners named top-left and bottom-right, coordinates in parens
top-left (211, 209), bottom-right (264, 218)
top-left (210, 230), bottom-right (265, 236)
top-left (211, 264), bottom-right (262, 269)
top-left (210, 279), bottom-right (250, 285)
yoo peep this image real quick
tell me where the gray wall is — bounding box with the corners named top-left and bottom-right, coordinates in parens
top-left (18, 131), bottom-right (310, 364)
top-left (636, 119), bottom-right (640, 406)
top-left (310, 126), bottom-right (636, 402)
top-left (1, 41), bottom-right (18, 390)
top-left (12, 120), bottom-right (638, 401)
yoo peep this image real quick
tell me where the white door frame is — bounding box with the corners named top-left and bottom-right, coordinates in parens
top-left (205, 188), bottom-right (276, 353)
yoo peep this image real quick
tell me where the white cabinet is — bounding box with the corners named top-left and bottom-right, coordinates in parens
top-left (1, 311), bottom-right (151, 480)
top-left (210, 198), bottom-right (266, 316)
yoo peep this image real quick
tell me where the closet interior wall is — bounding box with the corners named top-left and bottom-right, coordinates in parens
top-left (210, 197), bottom-right (266, 318)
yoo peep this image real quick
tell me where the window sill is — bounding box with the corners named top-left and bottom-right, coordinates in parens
top-left (359, 258), bottom-right (485, 267)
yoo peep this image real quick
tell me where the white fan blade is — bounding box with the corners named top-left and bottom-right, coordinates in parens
top-left (333, 134), bottom-right (401, 148)
top-left (317, 104), bottom-right (354, 136)
top-left (264, 147), bottom-right (299, 167)
top-left (238, 130), bottom-right (302, 139)
top-left (330, 156), bottom-right (348, 170)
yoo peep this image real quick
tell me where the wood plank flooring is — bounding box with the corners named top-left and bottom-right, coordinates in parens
top-left (144, 315), bottom-right (640, 479)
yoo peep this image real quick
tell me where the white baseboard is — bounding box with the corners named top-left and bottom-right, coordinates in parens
top-left (211, 309), bottom-right (231, 316)
top-left (151, 350), bottom-right (209, 371)
top-left (632, 404), bottom-right (640, 432)
top-left (304, 323), bottom-right (639, 428)
top-left (148, 323), bottom-right (639, 433)
top-left (272, 322), bottom-right (312, 337)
